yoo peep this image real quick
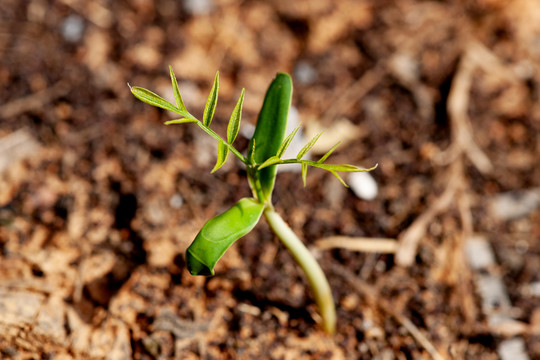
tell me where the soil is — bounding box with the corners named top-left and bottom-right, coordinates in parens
top-left (1, 0), bottom-right (539, 359)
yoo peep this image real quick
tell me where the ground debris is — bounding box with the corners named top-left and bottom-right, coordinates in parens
top-left (1, 0), bottom-right (539, 358)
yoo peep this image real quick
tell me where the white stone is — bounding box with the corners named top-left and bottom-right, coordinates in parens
top-left (464, 236), bottom-right (495, 270)
top-left (489, 189), bottom-right (540, 221)
top-left (348, 171), bottom-right (378, 200)
top-left (498, 338), bottom-right (530, 360)
top-left (169, 194), bottom-right (184, 209)
top-left (61, 14), bottom-right (85, 43)
top-left (184, 0), bottom-right (213, 16)
top-left (294, 61), bottom-right (317, 85)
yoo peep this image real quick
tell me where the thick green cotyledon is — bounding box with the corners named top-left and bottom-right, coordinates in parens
top-left (186, 198), bottom-right (264, 276)
top-left (247, 73), bottom-right (292, 203)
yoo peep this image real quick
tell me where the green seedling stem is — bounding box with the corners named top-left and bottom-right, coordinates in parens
top-left (130, 67), bottom-right (377, 334)
top-left (264, 206), bottom-right (336, 334)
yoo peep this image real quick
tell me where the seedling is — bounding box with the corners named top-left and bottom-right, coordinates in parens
top-left (130, 67), bottom-right (376, 334)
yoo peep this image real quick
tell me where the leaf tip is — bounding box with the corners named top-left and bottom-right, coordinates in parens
top-left (186, 249), bottom-right (215, 276)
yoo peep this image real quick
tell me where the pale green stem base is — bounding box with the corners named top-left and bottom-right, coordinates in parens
top-left (264, 208), bottom-right (336, 334)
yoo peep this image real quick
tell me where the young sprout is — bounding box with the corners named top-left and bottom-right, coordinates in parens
top-left (130, 67), bottom-right (377, 334)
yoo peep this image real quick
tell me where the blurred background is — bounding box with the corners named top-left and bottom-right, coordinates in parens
top-left (1, 0), bottom-right (539, 359)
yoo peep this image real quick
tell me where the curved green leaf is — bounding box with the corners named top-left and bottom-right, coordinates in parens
top-left (186, 198), bottom-right (265, 276)
top-left (203, 72), bottom-right (219, 127)
top-left (247, 73), bottom-right (292, 202)
top-left (227, 88), bottom-right (245, 144)
top-left (130, 85), bottom-right (181, 114)
top-left (211, 140), bottom-right (229, 173)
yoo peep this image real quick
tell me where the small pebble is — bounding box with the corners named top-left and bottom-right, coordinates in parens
top-left (476, 274), bottom-right (512, 316)
top-left (389, 52), bottom-right (419, 84)
top-left (530, 282), bottom-right (540, 297)
top-left (294, 61), bottom-right (317, 85)
top-left (498, 338), bottom-right (530, 360)
top-left (375, 259), bottom-right (386, 272)
top-left (169, 194), bottom-right (183, 209)
top-left (184, 0), bottom-right (213, 16)
top-left (61, 14), bottom-right (85, 43)
top-left (464, 236), bottom-right (495, 270)
top-left (489, 189), bottom-right (540, 221)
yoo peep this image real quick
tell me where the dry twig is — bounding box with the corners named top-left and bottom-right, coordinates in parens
top-left (315, 236), bottom-right (398, 253)
top-left (323, 64), bottom-right (385, 121)
top-left (396, 162), bottom-right (461, 266)
top-left (446, 43), bottom-right (493, 174)
top-left (0, 81), bottom-right (69, 119)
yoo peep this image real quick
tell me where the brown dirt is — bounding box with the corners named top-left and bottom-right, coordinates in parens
top-left (1, 0), bottom-right (539, 359)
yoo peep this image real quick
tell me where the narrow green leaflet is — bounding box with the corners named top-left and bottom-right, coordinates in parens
top-left (186, 198), bottom-right (265, 276)
top-left (227, 89), bottom-right (245, 144)
top-left (164, 118), bottom-right (198, 125)
top-left (203, 72), bottom-right (219, 127)
top-left (248, 138), bottom-right (256, 165)
top-left (297, 131), bottom-right (323, 160)
top-left (329, 171), bottom-right (348, 187)
top-left (211, 139), bottom-right (229, 173)
top-left (257, 156), bottom-right (282, 170)
top-left (301, 162), bottom-right (308, 187)
top-left (317, 142), bottom-right (341, 164)
top-left (311, 163), bottom-right (378, 187)
top-left (129, 85), bottom-right (181, 114)
top-left (169, 66), bottom-right (188, 113)
top-left (311, 163), bottom-right (378, 172)
top-left (277, 123), bottom-right (302, 158)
